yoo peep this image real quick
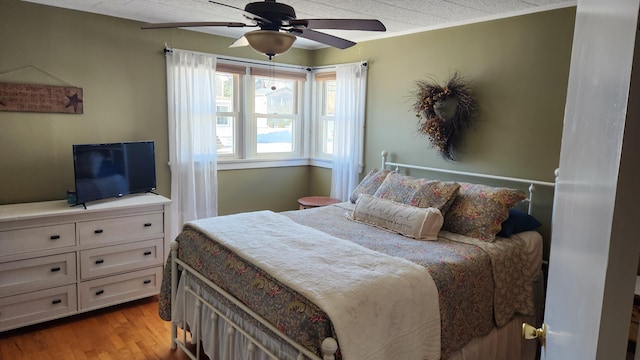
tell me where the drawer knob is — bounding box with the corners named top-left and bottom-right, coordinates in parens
top-left (144, 223), bottom-right (152, 227)
top-left (144, 251), bottom-right (152, 256)
top-left (50, 235), bottom-right (61, 240)
top-left (51, 267), bottom-right (61, 272)
top-left (94, 229), bottom-right (104, 234)
top-left (95, 290), bottom-right (104, 296)
top-left (95, 259), bottom-right (104, 265)
top-left (52, 299), bottom-right (62, 305)
top-left (143, 279), bottom-right (152, 284)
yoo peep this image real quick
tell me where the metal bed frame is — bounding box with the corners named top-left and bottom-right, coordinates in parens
top-left (167, 150), bottom-right (557, 360)
top-left (381, 150), bottom-right (556, 215)
top-left (170, 245), bottom-right (338, 360)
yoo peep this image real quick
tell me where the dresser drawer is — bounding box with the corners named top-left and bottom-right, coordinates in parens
top-left (0, 223), bottom-right (76, 256)
top-left (78, 212), bottom-right (163, 245)
top-left (0, 284), bottom-right (77, 332)
top-left (79, 267), bottom-right (162, 311)
top-left (0, 253), bottom-right (77, 297)
top-left (80, 238), bottom-right (164, 280)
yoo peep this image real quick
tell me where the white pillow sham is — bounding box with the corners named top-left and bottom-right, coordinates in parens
top-left (348, 194), bottom-right (443, 241)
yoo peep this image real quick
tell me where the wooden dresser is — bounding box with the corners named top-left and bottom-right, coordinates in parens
top-left (0, 193), bottom-right (171, 332)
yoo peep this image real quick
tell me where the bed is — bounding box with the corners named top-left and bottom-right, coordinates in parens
top-left (158, 151), bottom-right (555, 360)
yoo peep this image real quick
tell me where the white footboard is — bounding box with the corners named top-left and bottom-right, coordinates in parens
top-left (169, 241), bottom-right (338, 360)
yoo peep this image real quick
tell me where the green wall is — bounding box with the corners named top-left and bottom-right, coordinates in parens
top-left (0, 0), bottom-right (311, 210)
top-left (1, 0), bottom-right (575, 253)
top-left (310, 8), bottom-right (576, 258)
top-left (308, 5), bottom-right (576, 209)
top-left (312, 9), bottom-right (574, 181)
top-left (218, 167), bottom-right (310, 215)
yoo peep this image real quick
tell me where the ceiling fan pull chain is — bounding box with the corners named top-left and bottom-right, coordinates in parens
top-left (270, 60), bottom-right (276, 90)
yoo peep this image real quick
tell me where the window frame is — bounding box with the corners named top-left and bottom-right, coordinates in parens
top-left (248, 75), bottom-right (304, 159)
top-left (215, 57), bottom-right (310, 170)
top-left (215, 71), bottom-right (242, 159)
top-left (208, 56), bottom-right (355, 171)
top-left (309, 70), bottom-right (336, 168)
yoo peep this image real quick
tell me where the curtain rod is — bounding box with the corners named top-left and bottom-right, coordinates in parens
top-left (163, 46), bottom-right (366, 72)
top-left (308, 61), bottom-right (368, 71)
top-left (164, 46), bottom-right (308, 71)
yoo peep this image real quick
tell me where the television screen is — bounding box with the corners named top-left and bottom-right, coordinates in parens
top-left (73, 141), bottom-right (156, 206)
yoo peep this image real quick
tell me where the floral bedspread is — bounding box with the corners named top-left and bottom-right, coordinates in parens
top-left (158, 202), bottom-right (536, 359)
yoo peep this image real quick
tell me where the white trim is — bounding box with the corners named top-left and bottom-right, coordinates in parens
top-left (309, 157), bottom-right (333, 169)
top-left (217, 158), bottom-right (310, 170)
top-left (303, 71), bottom-right (312, 159)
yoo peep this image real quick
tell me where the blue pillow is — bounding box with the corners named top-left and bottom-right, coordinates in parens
top-left (497, 208), bottom-right (542, 237)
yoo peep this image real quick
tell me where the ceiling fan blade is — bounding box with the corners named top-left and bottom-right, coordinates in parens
top-left (289, 19), bottom-right (386, 32)
top-left (294, 29), bottom-right (356, 49)
top-left (229, 36), bottom-right (249, 48)
top-left (141, 21), bottom-right (249, 29)
top-left (208, 0), bottom-right (271, 24)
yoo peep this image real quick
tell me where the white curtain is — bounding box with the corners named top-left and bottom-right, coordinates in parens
top-left (330, 62), bottom-right (368, 201)
top-left (166, 49), bottom-right (218, 241)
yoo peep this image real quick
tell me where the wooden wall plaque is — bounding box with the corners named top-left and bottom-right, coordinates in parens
top-left (0, 82), bottom-right (83, 114)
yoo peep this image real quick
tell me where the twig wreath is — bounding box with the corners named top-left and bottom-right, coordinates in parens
top-left (412, 72), bottom-right (479, 160)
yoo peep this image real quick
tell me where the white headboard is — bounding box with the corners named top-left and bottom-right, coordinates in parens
top-left (381, 150), bottom-right (557, 215)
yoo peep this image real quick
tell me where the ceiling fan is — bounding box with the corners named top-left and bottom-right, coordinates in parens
top-left (141, 0), bottom-right (386, 59)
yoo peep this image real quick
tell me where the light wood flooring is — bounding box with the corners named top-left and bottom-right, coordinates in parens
top-left (0, 296), bottom-right (196, 360)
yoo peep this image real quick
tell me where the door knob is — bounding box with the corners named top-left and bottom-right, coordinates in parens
top-left (522, 322), bottom-right (546, 347)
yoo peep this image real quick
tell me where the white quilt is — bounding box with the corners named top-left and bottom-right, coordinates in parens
top-left (188, 210), bottom-right (441, 360)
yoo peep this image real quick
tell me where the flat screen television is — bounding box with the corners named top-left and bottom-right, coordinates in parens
top-left (72, 141), bottom-right (157, 206)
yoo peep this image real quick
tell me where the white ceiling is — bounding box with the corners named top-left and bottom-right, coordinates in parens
top-left (23, 0), bottom-right (576, 50)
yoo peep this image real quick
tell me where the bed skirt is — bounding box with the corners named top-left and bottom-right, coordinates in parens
top-left (172, 268), bottom-right (543, 360)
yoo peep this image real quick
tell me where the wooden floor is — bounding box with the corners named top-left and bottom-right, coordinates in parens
top-left (0, 296), bottom-right (195, 360)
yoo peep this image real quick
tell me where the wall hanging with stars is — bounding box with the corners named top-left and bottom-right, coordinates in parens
top-left (0, 65), bottom-right (83, 114)
top-left (0, 82), bottom-right (83, 114)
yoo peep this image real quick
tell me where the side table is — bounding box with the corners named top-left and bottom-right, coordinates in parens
top-left (297, 196), bottom-right (341, 210)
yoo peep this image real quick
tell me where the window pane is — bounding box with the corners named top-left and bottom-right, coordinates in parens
top-left (216, 73), bottom-right (234, 112)
top-left (324, 81), bottom-right (336, 116)
top-left (254, 77), bottom-right (296, 115)
top-left (316, 80), bottom-right (335, 157)
top-left (216, 72), bottom-right (237, 156)
top-left (323, 118), bottom-right (334, 155)
top-left (216, 116), bottom-right (234, 154)
top-left (256, 117), bottom-right (293, 153)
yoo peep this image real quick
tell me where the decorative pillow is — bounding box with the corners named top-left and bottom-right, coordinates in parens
top-left (497, 208), bottom-right (542, 237)
top-left (349, 194), bottom-right (443, 240)
top-left (349, 168), bottom-right (392, 203)
top-left (442, 183), bottom-right (527, 242)
top-left (372, 172), bottom-right (460, 214)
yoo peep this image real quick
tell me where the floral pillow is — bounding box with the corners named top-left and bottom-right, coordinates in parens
top-left (349, 168), bottom-right (392, 203)
top-left (442, 183), bottom-right (527, 242)
top-left (372, 172), bottom-right (460, 214)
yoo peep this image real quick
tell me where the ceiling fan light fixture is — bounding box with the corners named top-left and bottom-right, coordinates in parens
top-left (244, 30), bottom-right (296, 58)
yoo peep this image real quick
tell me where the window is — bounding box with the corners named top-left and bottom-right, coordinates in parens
top-left (253, 76), bottom-right (298, 154)
top-left (214, 60), bottom-right (307, 165)
top-left (209, 57), bottom-right (362, 169)
top-left (313, 71), bottom-right (337, 160)
top-left (250, 67), bottom-right (306, 158)
top-left (215, 71), bottom-right (239, 155)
